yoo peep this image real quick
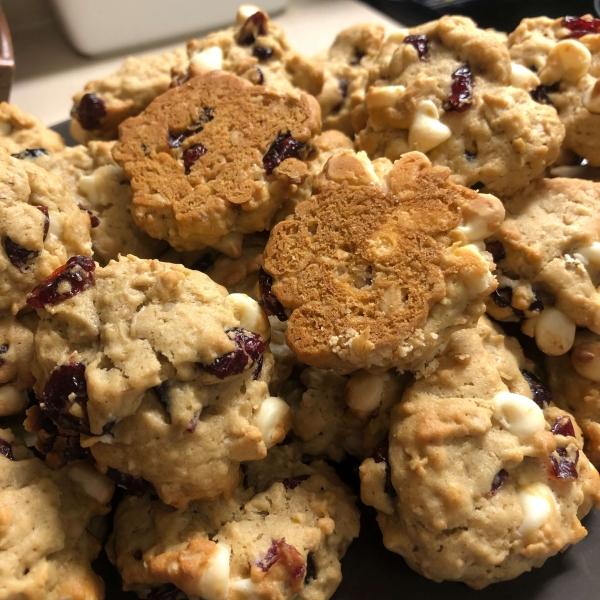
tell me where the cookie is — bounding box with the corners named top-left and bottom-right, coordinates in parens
top-left (508, 15), bottom-right (600, 165)
top-left (26, 141), bottom-right (168, 264)
top-left (108, 446), bottom-right (359, 600)
top-left (112, 70), bottom-right (321, 252)
top-left (314, 23), bottom-right (385, 136)
top-left (261, 150), bottom-right (501, 374)
top-left (355, 16), bottom-right (564, 196)
top-left (547, 330), bottom-right (600, 467)
top-left (360, 317), bottom-right (600, 588)
top-left (70, 48), bottom-right (189, 144)
top-left (0, 436), bottom-right (114, 600)
top-left (0, 103), bottom-right (64, 154)
top-left (0, 150), bottom-right (92, 315)
top-left (484, 177), bottom-right (600, 355)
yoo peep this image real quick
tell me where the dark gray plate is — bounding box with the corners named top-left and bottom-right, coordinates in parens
top-left (51, 121), bottom-right (600, 599)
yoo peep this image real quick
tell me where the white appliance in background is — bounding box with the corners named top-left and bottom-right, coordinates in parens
top-left (49, 0), bottom-right (288, 56)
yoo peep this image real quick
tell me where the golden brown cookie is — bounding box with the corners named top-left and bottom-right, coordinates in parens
top-left (0, 103), bottom-right (65, 154)
top-left (113, 70), bottom-right (321, 252)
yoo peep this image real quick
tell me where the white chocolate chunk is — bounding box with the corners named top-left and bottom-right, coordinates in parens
top-left (408, 100), bottom-right (452, 153)
top-left (575, 241), bottom-right (600, 266)
top-left (453, 244), bottom-right (495, 294)
top-left (583, 79), bottom-right (600, 114)
top-left (230, 578), bottom-right (261, 600)
top-left (199, 543), bottom-right (231, 600)
top-left (517, 482), bottom-right (556, 534)
top-left (365, 85), bottom-right (406, 109)
top-left (255, 396), bottom-right (291, 449)
top-left (47, 212), bottom-right (62, 240)
top-left (509, 62), bottom-right (541, 90)
top-left (493, 391), bottom-right (546, 439)
top-left (78, 173), bottom-right (100, 204)
top-left (345, 371), bottom-right (387, 417)
top-left (540, 39), bottom-right (592, 85)
top-left (67, 464), bottom-right (114, 504)
top-left (572, 341), bottom-right (600, 382)
top-left (211, 232), bottom-right (243, 259)
top-left (236, 4), bottom-right (262, 24)
top-left (226, 293), bottom-right (270, 340)
top-left (191, 46), bottom-right (223, 72)
top-left (534, 307), bottom-right (576, 355)
top-left (459, 193), bottom-right (505, 242)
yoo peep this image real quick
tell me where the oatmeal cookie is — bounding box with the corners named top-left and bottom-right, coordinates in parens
top-left (261, 150), bottom-right (501, 374)
top-left (0, 151), bottom-right (92, 315)
top-left (314, 23), bottom-right (385, 136)
top-left (356, 16), bottom-right (564, 196)
top-left (360, 317), bottom-right (600, 588)
top-left (485, 177), bottom-right (600, 355)
top-left (508, 15), bottom-right (600, 165)
top-left (25, 141), bottom-right (168, 264)
top-left (0, 440), bottom-right (114, 600)
top-left (0, 103), bottom-right (64, 154)
top-left (108, 446), bottom-right (359, 600)
top-left (70, 48), bottom-right (188, 144)
top-left (113, 70), bottom-right (321, 252)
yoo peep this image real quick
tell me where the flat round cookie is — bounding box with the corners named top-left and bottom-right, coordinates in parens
top-left (108, 446), bottom-right (359, 600)
top-left (360, 316), bottom-right (600, 588)
top-left (261, 150), bottom-right (501, 374)
top-left (113, 70), bottom-right (321, 252)
top-left (355, 15), bottom-right (564, 196)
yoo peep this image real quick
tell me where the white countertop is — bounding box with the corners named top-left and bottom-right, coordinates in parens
top-left (9, 0), bottom-right (401, 127)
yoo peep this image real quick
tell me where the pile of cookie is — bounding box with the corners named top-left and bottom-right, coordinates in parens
top-left (1, 5), bottom-right (600, 598)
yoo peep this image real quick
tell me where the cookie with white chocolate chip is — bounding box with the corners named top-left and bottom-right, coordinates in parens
top-left (261, 150), bottom-right (501, 375)
top-left (485, 177), bottom-right (600, 355)
top-left (108, 446), bottom-right (359, 600)
top-left (356, 15), bottom-right (564, 196)
top-left (360, 316), bottom-right (600, 588)
top-left (508, 15), bottom-right (600, 165)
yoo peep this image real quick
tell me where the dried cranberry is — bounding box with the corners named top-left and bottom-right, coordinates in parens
top-left (551, 415), bottom-right (576, 437)
top-left (0, 438), bottom-right (14, 460)
top-left (485, 240), bottom-right (506, 263)
top-left (106, 467), bottom-right (154, 496)
top-left (443, 64), bottom-right (473, 113)
top-left (491, 287), bottom-right (513, 308)
top-left (282, 474), bottom-right (310, 490)
top-left (75, 93), bottom-right (107, 130)
top-left (263, 131), bottom-right (306, 175)
top-left (238, 11), bottom-right (268, 45)
top-left (257, 538), bottom-right (306, 586)
top-left (11, 148), bottom-right (49, 160)
top-left (187, 411), bottom-right (200, 433)
top-left (305, 552), bottom-right (317, 584)
top-left (258, 268), bottom-right (288, 321)
top-left (253, 45), bottom-right (274, 61)
top-left (3, 237), bottom-right (39, 271)
top-left (133, 549), bottom-right (143, 561)
top-left (255, 67), bottom-right (265, 85)
top-left (41, 362), bottom-right (90, 434)
top-left (531, 84), bottom-right (557, 105)
top-left (548, 447), bottom-right (579, 481)
top-left (251, 355), bottom-right (264, 380)
top-left (200, 328), bottom-right (265, 379)
top-left (372, 438), bottom-right (389, 463)
top-left (339, 79), bottom-right (349, 100)
top-left (402, 34), bottom-right (429, 60)
top-left (183, 143), bottom-right (207, 175)
top-left (147, 583), bottom-right (187, 600)
top-left (561, 16), bottom-right (600, 38)
top-left (486, 469), bottom-right (508, 497)
top-left (0, 343), bottom-right (7, 367)
top-left (78, 205), bottom-right (100, 228)
top-left (36, 206), bottom-right (50, 240)
top-left (464, 150), bottom-right (477, 161)
top-left (528, 294), bottom-right (544, 312)
top-left (156, 382), bottom-right (170, 407)
top-left (27, 255), bottom-right (95, 308)
top-left (521, 370), bottom-right (552, 408)
top-left (350, 50), bottom-right (366, 66)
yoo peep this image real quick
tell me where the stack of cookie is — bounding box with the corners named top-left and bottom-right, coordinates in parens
top-left (1, 5), bottom-right (600, 598)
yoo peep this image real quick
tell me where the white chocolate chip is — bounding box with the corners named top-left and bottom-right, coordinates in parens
top-left (230, 578), bottom-right (261, 600)
top-left (509, 63), bottom-right (541, 90)
top-left (517, 482), bottom-right (557, 534)
top-left (539, 39), bottom-right (592, 85)
top-left (67, 464), bottom-right (114, 504)
top-left (453, 244), bottom-right (495, 295)
top-left (345, 371), bottom-right (388, 417)
top-left (211, 232), bottom-right (243, 259)
top-left (408, 100), bottom-right (452, 153)
top-left (78, 174), bottom-right (100, 204)
top-left (574, 241), bottom-right (600, 266)
top-left (572, 341), bottom-right (600, 382)
top-left (459, 193), bottom-right (505, 242)
top-left (365, 85), bottom-right (406, 109)
top-left (0, 121), bottom-right (12, 136)
top-left (236, 4), bottom-right (261, 24)
top-left (255, 396), bottom-right (291, 448)
top-left (190, 47), bottom-right (223, 73)
top-left (583, 79), bottom-right (600, 114)
top-left (225, 293), bottom-right (270, 340)
top-left (198, 543), bottom-right (231, 600)
top-left (47, 212), bottom-right (62, 240)
top-left (493, 391), bottom-right (546, 439)
top-left (534, 307), bottom-right (576, 355)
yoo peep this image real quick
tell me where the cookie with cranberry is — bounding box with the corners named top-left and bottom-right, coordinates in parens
top-left (261, 150), bottom-right (501, 375)
top-left (315, 23), bottom-right (385, 136)
top-left (485, 177), bottom-right (600, 356)
top-left (355, 16), bottom-right (564, 196)
top-left (70, 47), bottom-right (188, 144)
top-left (509, 15), bottom-right (600, 165)
top-left (360, 316), bottom-right (600, 588)
top-left (0, 103), bottom-right (65, 154)
top-left (26, 141), bottom-right (168, 264)
top-left (112, 70), bottom-right (321, 252)
top-left (0, 441), bottom-right (114, 600)
top-left (108, 446), bottom-right (359, 600)
top-left (0, 151), bottom-right (92, 315)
